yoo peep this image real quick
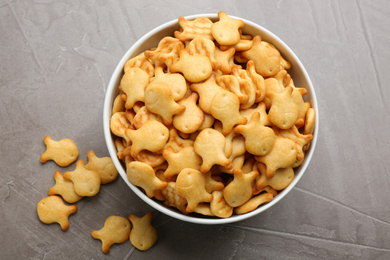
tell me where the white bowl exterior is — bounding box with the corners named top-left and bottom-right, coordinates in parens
top-left (103, 14), bottom-right (318, 224)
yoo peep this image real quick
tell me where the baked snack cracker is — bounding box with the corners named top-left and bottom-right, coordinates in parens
top-left (85, 150), bottom-right (118, 184)
top-left (267, 86), bottom-right (299, 129)
top-left (255, 137), bottom-right (298, 178)
top-left (144, 84), bottom-right (186, 125)
top-left (235, 112), bottom-right (275, 156)
top-left (119, 67), bottom-right (150, 109)
top-left (170, 48), bottom-right (213, 83)
top-left (37, 195), bottom-right (77, 231)
top-left (210, 90), bottom-right (247, 135)
top-left (40, 136), bottom-right (78, 167)
top-left (126, 161), bottom-right (168, 198)
top-left (175, 168), bottom-right (213, 212)
top-left (48, 170), bottom-right (83, 204)
top-left (63, 160), bottom-right (101, 197)
top-left (174, 16), bottom-right (214, 41)
top-left (128, 212), bottom-right (158, 251)
top-left (172, 92), bottom-right (204, 134)
top-left (223, 169), bottom-right (259, 207)
top-left (194, 128), bottom-right (232, 173)
top-left (125, 120), bottom-right (169, 157)
top-left (91, 215), bottom-right (131, 253)
top-left (212, 11), bottom-right (244, 46)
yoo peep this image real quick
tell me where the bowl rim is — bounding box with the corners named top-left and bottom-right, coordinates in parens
top-left (103, 13), bottom-right (319, 225)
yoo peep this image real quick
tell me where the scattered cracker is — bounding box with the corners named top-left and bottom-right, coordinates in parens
top-left (48, 170), bottom-right (83, 204)
top-left (40, 136), bottom-right (78, 167)
top-left (128, 212), bottom-right (158, 251)
top-left (37, 196), bottom-right (77, 231)
top-left (63, 160), bottom-right (101, 197)
top-left (91, 215), bottom-right (131, 254)
top-left (85, 150), bottom-right (118, 185)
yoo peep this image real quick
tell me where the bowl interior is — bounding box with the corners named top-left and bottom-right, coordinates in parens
top-left (103, 14), bottom-right (318, 224)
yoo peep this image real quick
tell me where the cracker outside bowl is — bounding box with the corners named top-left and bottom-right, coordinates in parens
top-left (103, 14), bottom-right (319, 225)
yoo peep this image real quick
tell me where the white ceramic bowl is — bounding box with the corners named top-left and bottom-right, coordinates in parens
top-left (103, 14), bottom-right (319, 224)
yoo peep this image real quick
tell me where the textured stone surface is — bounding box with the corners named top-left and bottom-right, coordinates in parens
top-left (1, 0), bottom-right (389, 259)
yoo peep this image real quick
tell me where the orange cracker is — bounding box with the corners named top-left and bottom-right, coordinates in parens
top-left (144, 36), bottom-right (183, 69)
top-left (256, 163), bottom-right (294, 191)
top-left (214, 46), bottom-right (236, 74)
top-left (239, 102), bottom-right (271, 126)
top-left (163, 145), bottom-right (202, 179)
top-left (133, 106), bottom-right (164, 129)
top-left (240, 36), bottom-right (282, 77)
top-left (187, 36), bottom-right (220, 70)
top-left (210, 190), bottom-right (233, 218)
top-left (149, 66), bottom-right (187, 101)
top-left (124, 52), bottom-right (154, 78)
top-left (112, 94), bottom-right (126, 114)
top-left (161, 182), bottom-right (188, 214)
top-left (163, 128), bottom-right (194, 153)
top-left (303, 108), bottom-right (316, 151)
top-left (204, 170), bottom-right (225, 193)
top-left (273, 125), bottom-right (313, 162)
top-left (110, 112), bottom-right (133, 145)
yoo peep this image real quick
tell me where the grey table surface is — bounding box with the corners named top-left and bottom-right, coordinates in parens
top-left (1, 0), bottom-right (389, 259)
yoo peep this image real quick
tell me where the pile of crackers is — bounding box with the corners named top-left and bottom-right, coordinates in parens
top-left (37, 137), bottom-right (158, 252)
top-left (111, 12), bottom-right (316, 218)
